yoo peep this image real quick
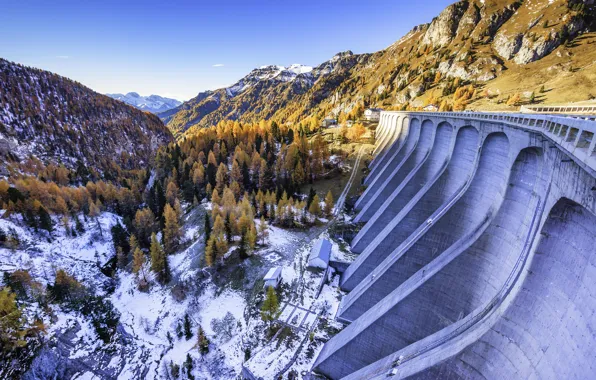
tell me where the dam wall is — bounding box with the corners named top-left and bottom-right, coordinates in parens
top-left (313, 111), bottom-right (596, 379)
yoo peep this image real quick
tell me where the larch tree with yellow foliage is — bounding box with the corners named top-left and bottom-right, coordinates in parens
top-left (324, 190), bottom-right (334, 217)
top-left (163, 203), bottom-right (181, 254)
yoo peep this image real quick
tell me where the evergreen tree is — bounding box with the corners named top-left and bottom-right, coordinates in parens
top-left (184, 313), bottom-right (193, 340)
top-left (116, 247), bottom-right (128, 270)
top-left (306, 187), bottom-right (316, 209)
top-left (150, 233), bottom-right (170, 284)
top-left (204, 213), bottom-right (211, 241)
top-left (38, 205), bottom-right (53, 234)
top-left (238, 231), bottom-right (248, 259)
top-left (184, 353), bottom-right (195, 380)
top-left (111, 222), bottom-right (130, 255)
top-left (224, 213), bottom-right (233, 243)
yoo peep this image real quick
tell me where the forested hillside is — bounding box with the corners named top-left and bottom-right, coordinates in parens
top-left (0, 59), bottom-right (173, 175)
top-left (164, 0), bottom-right (596, 135)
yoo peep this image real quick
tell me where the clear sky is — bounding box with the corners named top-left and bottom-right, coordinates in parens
top-left (0, 0), bottom-right (452, 101)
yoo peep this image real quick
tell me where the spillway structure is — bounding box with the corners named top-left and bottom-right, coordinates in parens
top-left (313, 111), bottom-right (596, 379)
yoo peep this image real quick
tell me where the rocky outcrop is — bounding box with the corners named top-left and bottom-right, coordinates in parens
top-left (421, 1), bottom-right (469, 47)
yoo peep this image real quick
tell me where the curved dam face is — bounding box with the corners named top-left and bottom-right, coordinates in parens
top-left (313, 111), bottom-right (596, 380)
top-left (418, 197), bottom-right (596, 380)
top-left (344, 126), bottom-right (479, 289)
top-left (365, 115), bottom-right (406, 188)
top-left (358, 117), bottom-right (413, 206)
top-left (355, 119), bottom-right (436, 223)
top-left (340, 132), bottom-right (511, 322)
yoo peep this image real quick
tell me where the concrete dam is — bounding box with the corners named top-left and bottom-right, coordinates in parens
top-left (313, 111), bottom-right (596, 379)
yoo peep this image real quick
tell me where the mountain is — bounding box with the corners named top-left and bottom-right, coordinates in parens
top-left (164, 0), bottom-right (596, 136)
top-left (0, 59), bottom-right (174, 173)
top-left (162, 52), bottom-right (365, 136)
top-left (106, 92), bottom-right (182, 113)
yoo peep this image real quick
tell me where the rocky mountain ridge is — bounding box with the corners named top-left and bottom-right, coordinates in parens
top-left (163, 0), bottom-right (595, 135)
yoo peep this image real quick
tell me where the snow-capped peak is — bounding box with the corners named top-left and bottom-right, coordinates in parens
top-left (226, 63), bottom-right (314, 97)
top-left (107, 92), bottom-right (182, 113)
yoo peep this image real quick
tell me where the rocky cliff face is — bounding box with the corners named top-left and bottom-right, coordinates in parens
top-left (165, 0), bottom-right (595, 134)
top-left (0, 59), bottom-right (173, 173)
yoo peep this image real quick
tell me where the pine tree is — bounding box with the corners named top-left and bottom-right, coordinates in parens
top-left (238, 231), bottom-right (248, 259)
top-left (261, 286), bottom-right (279, 333)
top-left (116, 246), bottom-right (128, 270)
top-left (163, 204), bottom-right (181, 254)
top-left (150, 233), bottom-right (170, 284)
top-left (324, 190), bottom-right (334, 217)
top-left (224, 213), bottom-right (233, 243)
top-left (38, 205), bottom-right (53, 234)
top-left (204, 213), bottom-right (211, 241)
top-left (184, 353), bottom-right (195, 380)
top-left (306, 187), bottom-right (316, 209)
top-left (184, 313), bottom-right (193, 340)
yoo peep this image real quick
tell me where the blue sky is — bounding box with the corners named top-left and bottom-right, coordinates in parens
top-left (0, 0), bottom-right (452, 100)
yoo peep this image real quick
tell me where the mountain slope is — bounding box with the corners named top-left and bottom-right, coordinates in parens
top-left (107, 92), bottom-right (182, 113)
top-left (163, 52), bottom-right (366, 136)
top-left (0, 59), bottom-right (174, 173)
top-left (165, 0), bottom-right (595, 135)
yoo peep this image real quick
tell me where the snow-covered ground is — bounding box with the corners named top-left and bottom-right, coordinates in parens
top-left (1, 204), bottom-right (350, 379)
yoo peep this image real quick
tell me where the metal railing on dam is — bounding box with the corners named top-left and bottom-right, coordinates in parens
top-left (520, 104), bottom-right (596, 115)
top-left (381, 110), bottom-right (596, 175)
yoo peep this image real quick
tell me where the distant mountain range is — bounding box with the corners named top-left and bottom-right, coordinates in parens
top-left (161, 0), bottom-right (596, 137)
top-left (107, 92), bottom-right (182, 113)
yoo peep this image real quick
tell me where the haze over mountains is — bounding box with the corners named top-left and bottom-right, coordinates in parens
top-left (161, 0), bottom-right (596, 136)
top-left (106, 92), bottom-right (182, 113)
